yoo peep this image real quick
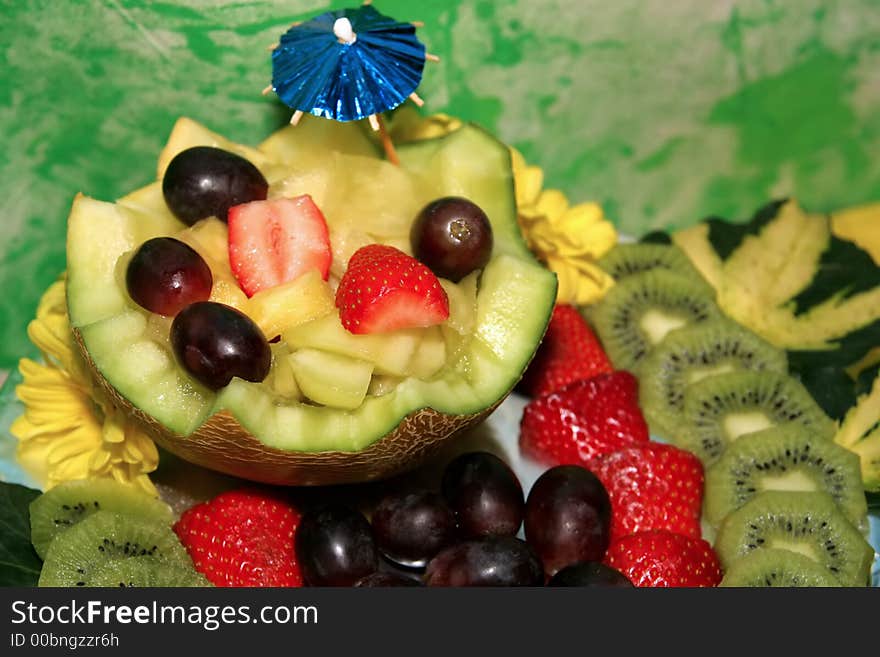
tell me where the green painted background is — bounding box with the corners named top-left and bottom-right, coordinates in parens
top-left (1, 0), bottom-right (880, 369)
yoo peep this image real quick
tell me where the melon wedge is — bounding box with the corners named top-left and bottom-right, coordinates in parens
top-left (67, 118), bottom-right (557, 485)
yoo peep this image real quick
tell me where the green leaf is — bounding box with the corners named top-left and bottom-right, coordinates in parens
top-left (792, 235), bottom-right (880, 315)
top-left (705, 198), bottom-right (788, 259)
top-left (0, 481), bottom-right (43, 586)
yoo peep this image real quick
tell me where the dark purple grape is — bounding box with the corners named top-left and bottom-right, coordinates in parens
top-left (162, 146), bottom-right (268, 225)
top-left (354, 572), bottom-right (423, 587)
top-left (410, 196), bottom-right (493, 282)
top-left (524, 465), bottom-right (611, 577)
top-left (295, 505), bottom-right (379, 587)
top-left (371, 489), bottom-right (458, 568)
top-left (125, 237), bottom-right (213, 316)
top-left (441, 451), bottom-right (524, 538)
top-left (547, 562), bottom-right (633, 587)
top-left (170, 301), bottom-right (270, 390)
top-left (425, 536), bottom-right (543, 587)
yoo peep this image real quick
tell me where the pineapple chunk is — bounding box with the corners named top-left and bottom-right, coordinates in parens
top-left (289, 349), bottom-right (373, 410)
top-left (248, 271), bottom-right (335, 339)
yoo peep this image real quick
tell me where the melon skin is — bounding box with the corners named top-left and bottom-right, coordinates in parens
top-left (75, 329), bottom-right (503, 485)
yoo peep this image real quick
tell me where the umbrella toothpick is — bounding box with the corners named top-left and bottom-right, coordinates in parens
top-left (426, 53), bottom-right (440, 63)
top-left (267, 43), bottom-right (279, 52)
top-left (290, 110), bottom-right (304, 126)
top-left (261, 85), bottom-right (274, 96)
top-left (367, 114), bottom-right (380, 132)
top-left (408, 92), bottom-right (425, 107)
top-left (375, 114), bottom-right (400, 166)
top-left (411, 21), bottom-right (425, 28)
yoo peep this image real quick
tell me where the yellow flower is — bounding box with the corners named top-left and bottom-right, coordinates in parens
top-left (10, 278), bottom-right (159, 495)
top-left (511, 149), bottom-right (617, 305)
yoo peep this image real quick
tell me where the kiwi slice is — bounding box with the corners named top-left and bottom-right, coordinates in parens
top-left (598, 243), bottom-right (710, 290)
top-left (89, 557), bottom-right (211, 588)
top-left (704, 423), bottom-right (868, 532)
top-left (719, 548), bottom-right (838, 587)
top-left (675, 370), bottom-right (837, 466)
top-left (591, 269), bottom-right (721, 370)
top-left (638, 319), bottom-right (788, 441)
top-left (30, 478), bottom-right (174, 559)
top-left (38, 511), bottom-right (191, 587)
top-left (714, 491), bottom-right (874, 587)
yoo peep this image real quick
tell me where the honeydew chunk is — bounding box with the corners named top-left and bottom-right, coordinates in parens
top-left (407, 327), bottom-right (447, 380)
top-left (267, 344), bottom-right (302, 401)
top-left (270, 167), bottom-right (335, 212)
top-left (328, 227), bottom-right (374, 280)
top-left (258, 114), bottom-right (378, 165)
top-left (157, 116), bottom-right (275, 181)
top-left (283, 313), bottom-right (421, 376)
top-left (289, 349), bottom-right (373, 410)
top-left (116, 181), bottom-right (183, 231)
top-left (441, 273), bottom-right (479, 336)
top-left (67, 196), bottom-right (139, 327)
top-left (322, 152), bottom-right (423, 238)
top-left (248, 270), bottom-right (335, 339)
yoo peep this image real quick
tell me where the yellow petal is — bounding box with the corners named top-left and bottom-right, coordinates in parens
top-left (534, 189), bottom-right (569, 220)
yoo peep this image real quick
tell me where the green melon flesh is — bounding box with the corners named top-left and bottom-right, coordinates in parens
top-left (66, 119), bottom-right (557, 452)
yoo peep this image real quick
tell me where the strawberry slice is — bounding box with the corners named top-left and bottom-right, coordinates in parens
top-left (173, 489), bottom-right (302, 587)
top-left (592, 442), bottom-right (704, 542)
top-left (336, 244), bottom-right (449, 334)
top-left (519, 371), bottom-right (650, 467)
top-left (520, 304), bottom-right (613, 398)
top-left (228, 195), bottom-right (331, 296)
top-left (604, 530), bottom-right (722, 588)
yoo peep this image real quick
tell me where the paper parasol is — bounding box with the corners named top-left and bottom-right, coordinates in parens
top-left (267, 3), bottom-right (436, 138)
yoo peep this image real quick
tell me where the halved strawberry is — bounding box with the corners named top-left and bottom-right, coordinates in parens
top-left (604, 531), bottom-right (721, 588)
top-left (592, 442), bottom-right (704, 542)
top-left (519, 371), bottom-right (650, 467)
top-left (336, 244), bottom-right (449, 334)
top-left (228, 195), bottom-right (331, 297)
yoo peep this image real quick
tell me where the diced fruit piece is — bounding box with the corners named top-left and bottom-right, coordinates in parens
top-left (440, 272), bottom-right (479, 336)
top-left (266, 343), bottom-right (302, 400)
top-left (162, 146), bottom-right (268, 225)
top-left (29, 479), bottom-right (174, 560)
top-left (425, 536), bottom-right (544, 586)
top-left (411, 196), bottom-right (493, 282)
top-left (407, 327), bottom-right (447, 379)
top-left (547, 562), bottom-right (633, 587)
top-left (228, 195), bottom-right (332, 297)
top-left (524, 465), bottom-right (612, 576)
top-left (336, 244), bottom-right (450, 334)
top-left (604, 530), bottom-right (722, 588)
top-left (289, 348), bottom-right (373, 409)
top-left (171, 301), bottom-right (271, 390)
top-left (520, 304), bottom-right (613, 398)
top-left (175, 217), bottom-right (230, 266)
top-left (283, 312), bottom-right (421, 377)
top-left (248, 270), bottom-right (335, 339)
top-left (125, 237), bottom-right (213, 316)
top-left (371, 489), bottom-right (459, 568)
top-left (294, 505), bottom-right (379, 586)
top-left (441, 451), bottom-right (524, 539)
top-left (713, 491), bottom-right (874, 587)
top-left (592, 442), bottom-right (704, 542)
top-left (208, 278), bottom-right (250, 313)
top-left (519, 371), bottom-right (650, 468)
top-left (173, 489), bottom-right (302, 587)
top-left (38, 511), bottom-right (191, 587)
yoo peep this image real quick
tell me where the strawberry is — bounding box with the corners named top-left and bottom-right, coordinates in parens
top-left (335, 244), bottom-right (449, 334)
top-left (228, 195), bottom-right (331, 297)
top-left (519, 371), bottom-right (650, 467)
top-left (173, 489), bottom-right (302, 587)
top-left (604, 530), bottom-right (722, 587)
top-left (520, 304), bottom-right (612, 397)
top-left (592, 442), bottom-right (704, 542)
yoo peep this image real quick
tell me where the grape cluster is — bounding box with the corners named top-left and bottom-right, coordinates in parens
top-left (293, 452), bottom-right (632, 587)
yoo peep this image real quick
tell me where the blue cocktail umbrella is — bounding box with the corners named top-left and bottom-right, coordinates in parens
top-left (267, 3), bottom-right (434, 139)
